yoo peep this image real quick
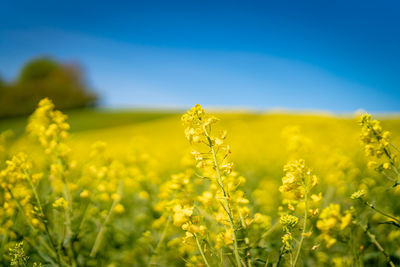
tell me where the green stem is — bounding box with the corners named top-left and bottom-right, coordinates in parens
top-left (261, 221), bottom-right (280, 240)
top-left (90, 181), bottom-right (122, 257)
top-left (276, 246), bottom-right (285, 267)
top-left (78, 200), bottom-right (91, 234)
top-left (386, 138), bottom-right (400, 154)
top-left (58, 159), bottom-right (78, 267)
top-left (240, 216), bottom-right (252, 267)
top-left (366, 125), bottom-right (400, 182)
top-left (24, 171), bottom-right (62, 261)
top-left (363, 200), bottom-right (400, 224)
top-left (24, 171), bottom-right (45, 216)
top-left (204, 127), bottom-right (244, 267)
top-left (194, 233), bottom-right (211, 267)
top-left (148, 215), bottom-right (171, 266)
top-left (7, 188), bottom-right (62, 265)
top-left (349, 229), bottom-right (360, 267)
top-left (358, 223), bottom-right (395, 267)
top-left (292, 190), bottom-right (308, 267)
top-left (59, 160), bottom-right (73, 241)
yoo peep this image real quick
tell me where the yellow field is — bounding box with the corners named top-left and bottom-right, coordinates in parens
top-left (1, 100), bottom-right (400, 266)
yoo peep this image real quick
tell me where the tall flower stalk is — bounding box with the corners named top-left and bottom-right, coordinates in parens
top-left (0, 154), bottom-right (62, 264)
top-left (182, 104), bottom-right (248, 267)
top-left (204, 126), bottom-right (242, 267)
top-left (360, 114), bottom-right (400, 186)
top-left (279, 159), bottom-right (318, 267)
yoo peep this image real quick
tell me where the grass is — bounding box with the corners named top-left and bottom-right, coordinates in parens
top-left (0, 108), bottom-right (178, 136)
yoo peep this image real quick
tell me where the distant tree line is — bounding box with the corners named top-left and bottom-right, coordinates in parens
top-left (0, 57), bottom-right (98, 118)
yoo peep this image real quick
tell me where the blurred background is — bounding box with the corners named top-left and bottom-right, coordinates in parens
top-left (1, 0), bottom-right (400, 118)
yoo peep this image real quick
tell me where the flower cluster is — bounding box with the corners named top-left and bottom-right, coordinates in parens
top-left (316, 204), bottom-right (352, 248)
top-left (181, 104), bottom-right (219, 144)
top-left (26, 98), bottom-right (74, 198)
top-left (350, 190), bottom-right (366, 200)
top-left (280, 159), bottom-right (318, 206)
top-left (155, 165), bottom-right (210, 266)
top-left (9, 242), bottom-right (41, 267)
top-left (360, 114), bottom-right (391, 158)
top-left (181, 104), bottom-right (251, 266)
top-left (278, 158), bottom-right (320, 266)
top-left (79, 142), bottom-right (124, 206)
top-left (359, 114), bottom-right (400, 182)
top-left (53, 197), bottom-right (68, 209)
top-left (9, 242), bottom-right (29, 266)
top-left (280, 214), bottom-right (299, 251)
top-left (182, 105), bottom-right (249, 219)
top-left (27, 98), bottom-right (70, 157)
top-left (163, 171), bottom-right (206, 237)
top-left (0, 153), bottom-right (43, 228)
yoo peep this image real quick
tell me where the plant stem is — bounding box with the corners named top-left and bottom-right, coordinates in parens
top-left (276, 246), bottom-right (284, 267)
top-left (7, 188), bottom-right (62, 265)
top-left (194, 233), bottom-right (211, 267)
top-left (148, 214), bottom-right (171, 266)
top-left (351, 229), bottom-right (362, 267)
top-left (58, 159), bottom-right (77, 266)
top-left (90, 181), bottom-right (122, 257)
top-left (261, 221), bottom-right (280, 240)
top-left (204, 127), bottom-right (244, 267)
top-left (24, 171), bottom-right (63, 262)
top-left (358, 223), bottom-right (395, 267)
top-left (292, 190), bottom-right (308, 267)
top-left (386, 138), bottom-right (400, 154)
top-left (59, 159), bottom-right (73, 242)
top-left (363, 200), bottom-right (400, 224)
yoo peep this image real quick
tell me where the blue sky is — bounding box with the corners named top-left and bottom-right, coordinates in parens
top-left (1, 0), bottom-right (399, 112)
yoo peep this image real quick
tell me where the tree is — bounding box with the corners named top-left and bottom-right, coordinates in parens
top-left (0, 57), bottom-right (98, 118)
top-left (18, 58), bottom-right (58, 83)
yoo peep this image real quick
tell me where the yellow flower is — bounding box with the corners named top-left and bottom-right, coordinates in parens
top-left (317, 204), bottom-right (352, 248)
top-left (172, 205), bottom-right (193, 227)
top-left (280, 214), bottom-right (298, 232)
top-left (281, 232), bottom-right (294, 251)
top-left (53, 197), bottom-right (68, 209)
top-left (280, 159), bottom-right (318, 206)
top-left (367, 161), bottom-right (378, 169)
top-left (182, 223), bottom-right (206, 235)
top-left (351, 190), bottom-right (365, 200)
top-left (322, 234), bottom-right (337, 248)
top-left (138, 191), bottom-right (150, 200)
top-left (111, 193), bottom-right (121, 201)
top-left (383, 162), bottom-right (391, 170)
top-left (31, 218), bottom-right (41, 227)
top-left (340, 213), bottom-right (352, 230)
top-left (181, 104), bottom-right (219, 144)
top-left (311, 193), bottom-right (323, 203)
top-left (253, 213), bottom-right (271, 228)
top-left (198, 191), bottom-right (213, 206)
top-left (359, 114), bottom-right (395, 175)
top-left (114, 204), bottom-right (125, 214)
top-left (80, 189), bottom-right (90, 199)
top-left (27, 98), bottom-right (70, 158)
top-left (216, 228), bottom-right (234, 248)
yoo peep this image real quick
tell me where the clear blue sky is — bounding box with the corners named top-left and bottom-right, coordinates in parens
top-left (1, 0), bottom-right (399, 112)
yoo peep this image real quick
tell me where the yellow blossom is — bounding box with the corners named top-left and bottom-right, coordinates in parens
top-left (114, 204), bottom-right (125, 214)
top-left (53, 197), bottom-right (68, 209)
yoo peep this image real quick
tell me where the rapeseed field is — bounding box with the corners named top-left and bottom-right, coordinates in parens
top-left (1, 99), bottom-right (400, 266)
